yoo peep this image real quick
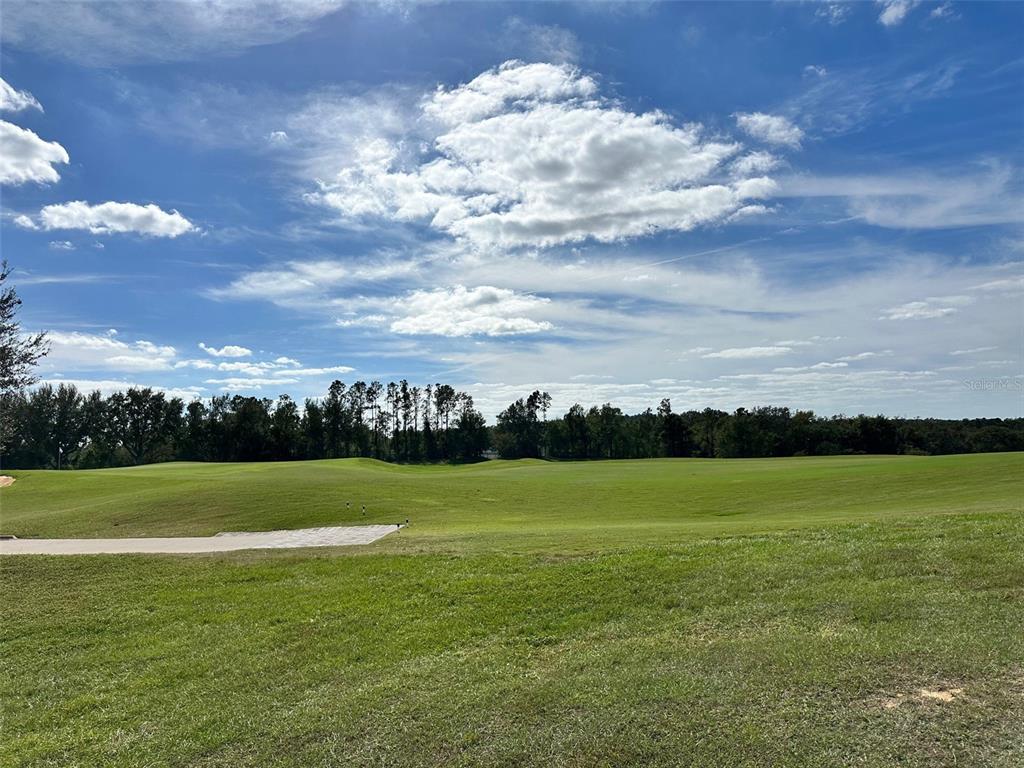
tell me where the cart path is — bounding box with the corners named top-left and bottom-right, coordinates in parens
top-left (0, 524), bottom-right (403, 555)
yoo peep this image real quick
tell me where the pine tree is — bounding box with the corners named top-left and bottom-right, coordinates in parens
top-left (0, 262), bottom-right (48, 455)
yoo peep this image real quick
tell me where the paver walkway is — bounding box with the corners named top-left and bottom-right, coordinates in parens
top-left (0, 524), bottom-right (402, 555)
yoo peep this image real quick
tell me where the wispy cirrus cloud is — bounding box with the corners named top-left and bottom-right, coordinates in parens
top-left (778, 163), bottom-right (1023, 230)
top-left (702, 346), bottom-right (794, 359)
top-left (876, 0), bottom-right (920, 27)
top-left (0, 0), bottom-right (350, 65)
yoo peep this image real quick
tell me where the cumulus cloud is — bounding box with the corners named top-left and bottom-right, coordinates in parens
top-left (0, 77), bottom-right (42, 112)
top-left (310, 60), bottom-right (784, 249)
top-left (734, 112), bottom-right (804, 148)
top-left (199, 342), bottom-right (252, 358)
top-left (0, 120), bottom-right (69, 184)
top-left (389, 285), bottom-right (552, 337)
top-left (341, 284), bottom-right (554, 338)
top-left (45, 331), bottom-right (178, 372)
top-left (48, 240), bottom-right (75, 251)
top-left (16, 201), bottom-right (195, 237)
top-left (877, 0), bottom-right (919, 26)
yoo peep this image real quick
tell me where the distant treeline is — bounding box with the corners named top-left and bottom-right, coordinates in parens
top-left (496, 393), bottom-right (1024, 460)
top-left (1, 382), bottom-right (1022, 470)
top-left (0, 381), bottom-right (487, 469)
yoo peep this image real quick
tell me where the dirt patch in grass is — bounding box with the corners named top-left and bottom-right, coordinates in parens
top-left (880, 687), bottom-right (965, 709)
top-left (0, 476), bottom-right (15, 487)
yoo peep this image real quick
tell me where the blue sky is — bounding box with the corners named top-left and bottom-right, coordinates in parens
top-left (1, 0), bottom-right (1021, 418)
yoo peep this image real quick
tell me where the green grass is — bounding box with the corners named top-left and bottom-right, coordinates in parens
top-left (2, 454), bottom-right (1023, 766)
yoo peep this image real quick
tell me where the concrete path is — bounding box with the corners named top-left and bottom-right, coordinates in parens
top-left (0, 524), bottom-right (402, 555)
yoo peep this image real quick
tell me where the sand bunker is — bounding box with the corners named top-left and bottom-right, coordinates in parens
top-left (0, 524), bottom-right (402, 555)
top-left (0, 476), bottom-right (15, 487)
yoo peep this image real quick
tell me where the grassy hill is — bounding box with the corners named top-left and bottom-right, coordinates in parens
top-left (3, 454), bottom-right (1023, 766)
top-left (2, 453), bottom-right (1021, 550)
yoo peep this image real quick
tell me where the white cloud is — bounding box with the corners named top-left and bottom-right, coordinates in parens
top-left (730, 151), bottom-right (780, 177)
top-left (199, 342), bottom-right (252, 358)
top-left (0, 120), bottom-right (69, 184)
top-left (803, 65), bottom-right (828, 79)
top-left (788, 60), bottom-right (961, 137)
top-left (877, 0), bottom-right (920, 26)
top-left (385, 285), bottom-right (553, 337)
top-left (44, 331), bottom-right (178, 372)
top-left (43, 378), bottom-right (204, 401)
top-left (0, 0), bottom-right (349, 65)
top-left (204, 376), bottom-right (302, 391)
top-left (816, 4), bottom-right (851, 25)
top-left (837, 350), bottom-right (893, 362)
top-left (501, 17), bottom-right (580, 64)
top-left (48, 240), bottom-right (75, 251)
top-left (778, 165), bottom-right (1023, 230)
top-left (209, 258), bottom-right (416, 302)
top-left (173, 356), bottom-right (351, 380)
top-left (702, 346), bottom-right (793, 359)
top-left (734, 112), bottom-right (804, 148)
top-left (950, 346), bottom-right (997, 356)
top-left (284, 366), bottom-right (355, 377)
top-left (0, 77), bottom-right (42, 112)
top-left (310, 61), bottom-right (781, 249)
top-left (971, 276), bottom-right (1024, 293)
top-left (336, 314), bottom-right (389, 328)
top-left (18, 201), bottom-right (195, 237)
top-left (773, 362), bottom-right (848, 372)
top-left (880, 296), bottom-right (971, 320)
top-left (930, 2), bottom-right (956, 20)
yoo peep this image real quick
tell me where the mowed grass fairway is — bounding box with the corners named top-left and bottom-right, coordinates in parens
top-left (2, 454), bottom-right (1023, 767)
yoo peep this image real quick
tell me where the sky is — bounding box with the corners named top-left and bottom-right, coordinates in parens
top-left (0, 0), bottom-right (1021, 419)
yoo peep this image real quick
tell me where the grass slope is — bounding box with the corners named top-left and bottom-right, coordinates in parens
top-left (2, 454), bottom-right (1023, 767)
top-left (1, 454), bottom-right (1021, 550)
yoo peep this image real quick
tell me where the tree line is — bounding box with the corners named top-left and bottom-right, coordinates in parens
top-left (494, 392), bottom-right (1024, 460)
top-left (2, 384), bottom-right (1021, 470)
top-left (1, 381), bottom-right (490, 469)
